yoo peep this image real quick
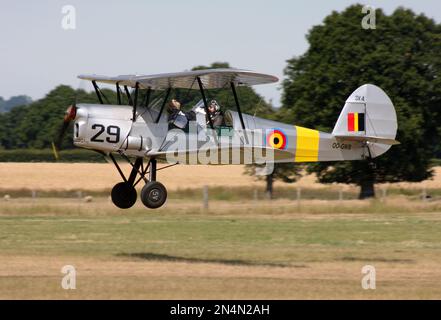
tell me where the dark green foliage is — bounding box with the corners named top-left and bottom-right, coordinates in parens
top-left (0, 148), bottom-right (105, 162)
top-left (0, 85), bottom-right (102, 150)
top-left (280, 5), bottom-right (441, 197)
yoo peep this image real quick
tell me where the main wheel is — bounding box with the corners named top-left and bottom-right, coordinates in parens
top-left (141, 181), bottom-right (167, 209)
top-left (111, 182), bottom-right (137, 209)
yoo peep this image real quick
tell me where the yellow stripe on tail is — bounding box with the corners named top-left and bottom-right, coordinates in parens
top-left (354, 112), bottom-right (359, 131)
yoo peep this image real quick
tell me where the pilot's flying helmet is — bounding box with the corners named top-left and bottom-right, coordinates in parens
top-left (209, 100), bottom-right (220, 112)
top-left (169, 99), bottom-right (181, 109)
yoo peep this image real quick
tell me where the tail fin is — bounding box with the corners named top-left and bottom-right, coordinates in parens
top-left (332, 84), bottom-right (398, 157)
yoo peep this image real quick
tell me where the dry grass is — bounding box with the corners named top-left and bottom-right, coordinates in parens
top-left (2, 196), bottom-right (441, 217)
top-left (2, 254), bottom-right (441, 299)
top-left (1, 163), bottom-right (441, 193)
top-left (0, 163), bottom-right (259, 191)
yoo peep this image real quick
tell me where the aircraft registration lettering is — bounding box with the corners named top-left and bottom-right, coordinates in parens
top-left (294, 126), bottom-right (319, 162)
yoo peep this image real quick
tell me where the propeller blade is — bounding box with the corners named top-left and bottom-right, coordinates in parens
top-left (51, 142), bottom-right (60, 161)
top-left (55, 120), bottom-right (71, 148)
top-left (52, 81), bottom-right (84, 160)
top-left (53, 104), bottom-right (77, 155)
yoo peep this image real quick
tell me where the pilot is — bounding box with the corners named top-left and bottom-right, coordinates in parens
top-left (168, 99), bottom-right (196, 131)
top-left (207, 100), bottom-right (225, 127)
top-left (169, 99), bottom-right (181, 111)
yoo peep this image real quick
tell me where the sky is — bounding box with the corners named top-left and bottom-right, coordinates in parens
top-left (0, 0), bottom-right (440, 107)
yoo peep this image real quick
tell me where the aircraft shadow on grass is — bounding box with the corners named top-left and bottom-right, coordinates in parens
top-left (116, 252), bottom-right (306, 268)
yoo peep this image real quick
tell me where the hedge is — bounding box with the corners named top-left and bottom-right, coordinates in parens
top-left (0, 148), bottom-right (106, 162)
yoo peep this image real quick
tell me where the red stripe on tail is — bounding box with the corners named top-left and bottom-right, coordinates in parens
top-left (347, 113), bottom-right (354, 131)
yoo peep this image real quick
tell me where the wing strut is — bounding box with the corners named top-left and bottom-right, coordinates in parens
top-left (116, 82), bottom-right (122, 105)
top-left (132, 82), bottom-right (139, 122)
top-left (92, 80), bottom-right (104, 104)
top-left (155, 87), bottom-right (171, 123)
top-left (124, 86), bottom-right (133, 106)
top-left (230, 82), bottom-right (249, 143)
top-left (230, 82), bottom-right (246, 131)
top-left (197, 77), bottom-right (214, 130)
top-left (143, 87), bottom-right (152, 108)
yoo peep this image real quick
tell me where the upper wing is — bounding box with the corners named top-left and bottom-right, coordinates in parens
top-left (78, 68), bottom-right (278, 90)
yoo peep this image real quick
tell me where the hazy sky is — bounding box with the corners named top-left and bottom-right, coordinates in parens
top-left (1, 0), bottom-right (440, 106)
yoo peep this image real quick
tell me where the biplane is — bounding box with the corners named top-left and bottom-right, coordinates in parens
top-left (57, 68), bottom-right (398, 209)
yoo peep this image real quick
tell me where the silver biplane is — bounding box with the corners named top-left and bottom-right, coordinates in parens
top-left (58, 68), bottom-right (398, 209)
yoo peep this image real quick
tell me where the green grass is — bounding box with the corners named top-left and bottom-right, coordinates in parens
top-left (1, 204), bottom-right (441, 264)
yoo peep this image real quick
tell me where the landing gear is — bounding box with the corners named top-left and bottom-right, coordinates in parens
top-left (108, 154), bottom-right (170, 209)
top-left (141, 181), bottom-right (167, 209)
top-left (140, 159), bottom-right (167, 208)
top-left (111, 182), bottom-right (137, 209)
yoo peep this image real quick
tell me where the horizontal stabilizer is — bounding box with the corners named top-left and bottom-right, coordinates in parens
top-left (334, 135), bottom-right (400, 145)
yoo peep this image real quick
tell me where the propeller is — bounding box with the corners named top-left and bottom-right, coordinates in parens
top-left (51, 80), bottom-right (86, 160)
top-left (52, 104), bottom-right (77, 160)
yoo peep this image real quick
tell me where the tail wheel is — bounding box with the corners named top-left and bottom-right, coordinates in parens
top-left (111, 182), bottom-right (137, 209)
top-left (141, 181), bottom-right (167, 209)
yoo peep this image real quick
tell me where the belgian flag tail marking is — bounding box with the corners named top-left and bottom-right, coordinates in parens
top-left (347, 112), bottom-right (365, 132)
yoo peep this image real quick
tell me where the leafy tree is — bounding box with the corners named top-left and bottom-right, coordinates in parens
top-left (280, 5), bottom-right (441, 198)
top-left (0, 85), bottom-right (101, 149)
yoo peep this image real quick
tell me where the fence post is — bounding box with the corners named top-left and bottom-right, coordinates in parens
top-left (253, 189), bottom-right (258, 202)
top-left (338, 189), bottom-right (343, 202)
top-left (31, 190), bottom-right (37, 199)
top-left (296, 187), bottom-right (301, 210)
top-left (202, 185), bottom-right (209, 210)
top-left (421, 186), bottom-right (427, 202)
top-left (381, 187), bottom-right (387, 202)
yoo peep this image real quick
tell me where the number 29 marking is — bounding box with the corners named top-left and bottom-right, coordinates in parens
top-left (90, 124), bottom-right (120, 143)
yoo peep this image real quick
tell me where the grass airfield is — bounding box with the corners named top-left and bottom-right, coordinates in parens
top-left (1, 196), bottom-right (441, 299)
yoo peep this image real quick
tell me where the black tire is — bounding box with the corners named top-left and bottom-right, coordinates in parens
top-left (111, 182), bottom-right (137, 209)
top-left (141, 181), bottom-right (167, 209)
